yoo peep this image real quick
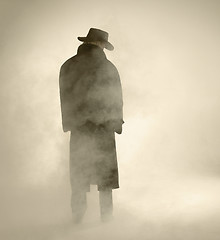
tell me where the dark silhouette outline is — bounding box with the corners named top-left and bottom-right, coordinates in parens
top-left (59, 28), bottom-right (124, 223)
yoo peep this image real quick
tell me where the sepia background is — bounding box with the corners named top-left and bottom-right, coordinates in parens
top-left (1, 0), bottom-right (220, 239)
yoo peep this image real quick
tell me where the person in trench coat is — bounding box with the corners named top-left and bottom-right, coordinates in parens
top-left (59, 28), bottom-right (124, 223)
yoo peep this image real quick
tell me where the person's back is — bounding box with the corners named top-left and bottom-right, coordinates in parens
top-left (60, 43), bottom-right (123, 131)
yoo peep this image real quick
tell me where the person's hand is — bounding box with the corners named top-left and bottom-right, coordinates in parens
top-left (114, 122), bottom-right (122, 134)
top-left (63, 125), bottom-right (70, 132)
top-left (109, 119), bottom-right (123, 134)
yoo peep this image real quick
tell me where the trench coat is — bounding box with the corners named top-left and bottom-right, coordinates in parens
top-left (59, 44), bottom-right (123, 192)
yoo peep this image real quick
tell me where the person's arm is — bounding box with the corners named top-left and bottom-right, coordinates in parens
top-left (59, 64), bottom-right (72, 132)
top-left (105, 63), bottom-right (124, 134)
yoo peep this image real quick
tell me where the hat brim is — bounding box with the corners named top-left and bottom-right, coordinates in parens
top-left (77, 37), bottom-right (114, 51)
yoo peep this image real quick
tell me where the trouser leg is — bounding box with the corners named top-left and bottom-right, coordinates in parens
top-left (71, 190), bottom-right (87, 224)
top-left (99, 189), bottom-right (113, 221)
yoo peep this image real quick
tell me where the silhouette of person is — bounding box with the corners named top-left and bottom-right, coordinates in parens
top-left (59, 28), bottom-right (124, 223)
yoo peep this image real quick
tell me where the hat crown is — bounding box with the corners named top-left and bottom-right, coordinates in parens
top-left (86, 28), bottom-right (109, 42)
top-left (78, 28), bottom-right (114, 51)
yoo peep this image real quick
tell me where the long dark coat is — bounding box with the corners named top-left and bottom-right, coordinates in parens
top-left (59, 44), bottom-right (123, 192)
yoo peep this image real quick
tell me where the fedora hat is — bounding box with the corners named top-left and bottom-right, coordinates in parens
top-left (78, 28), bottom-right (114, 51)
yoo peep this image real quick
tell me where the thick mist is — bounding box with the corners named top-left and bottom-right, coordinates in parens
top-left (1, 0), bottom-right (220, 239)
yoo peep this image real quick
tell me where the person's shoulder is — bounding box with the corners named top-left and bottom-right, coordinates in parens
top-left (102, 59), bottom-right (120, 80)
top-left (60, 55), bottom-right (78, 70)
top-left (105, 59), bottom-right (116, 67)
top-left (104, 59), bottom-right (119, 72)
top-left (105, 59), bottom-right (120, 74)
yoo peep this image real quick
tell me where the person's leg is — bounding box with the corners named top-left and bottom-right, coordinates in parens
top-left (99, 189), bottom-right (113, 222)
top-left (70, 131), bottom-right (88, 224)
top-left (71, 189), bottom-right (87, 224)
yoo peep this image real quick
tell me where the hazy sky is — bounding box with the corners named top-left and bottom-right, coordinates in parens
top-left (1, 0), bottom-right (220, 238)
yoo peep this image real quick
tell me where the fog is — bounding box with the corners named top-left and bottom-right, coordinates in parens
top-left (1, 0), bottom-right (220, 239)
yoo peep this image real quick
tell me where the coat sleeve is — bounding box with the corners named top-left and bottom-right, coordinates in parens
top-left (105, 62), bottom-right (124, 133)
top-left (112, 66), bottom-right (124, 123)
top-left (59, 63), bottom-right (73, 132)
